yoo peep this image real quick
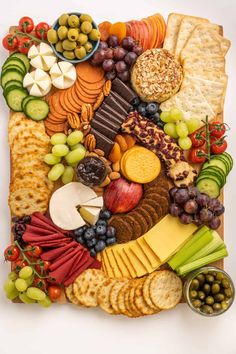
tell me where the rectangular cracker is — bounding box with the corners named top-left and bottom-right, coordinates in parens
top-left (163, 13), bottom-right (185, 54)
top-left (182, 55), bottom-right (225, 73)
top-left (184, 68), bottom-right (228, 83)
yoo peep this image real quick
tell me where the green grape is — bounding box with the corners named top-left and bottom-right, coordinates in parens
top-left (6, 287), bottom-right (19, 300)
top-left (160, 111), bottom-right (171, 123)
top-left (178, 137), bottom-right (192, 150)
top-left (169, 108), bottom-right (184, 122)
top-left (52, 144), bottom-right (69, 157)
top-left (48, 163), bottom-right (65, 181)
top-left (8, 271), bottom-right (18, 281)
top-left (67, 130), bottom-right (84, 146)
top-left (4, 279), bottom-right (16, 294)
top-left (50, 133), bottom-right (67, 145)
top-left (164, 123), bottom-right (179, 139)
top-left (19, 266), bottom-right (33, 280)
top-left (62, 166), bottom-right (74, 184)
top-left (176, 121), bottom-right (189, 138)
top-left (25, 276), bottom-right (34, 287)
top-left (44, 153), bottom-right (61, 165)
top-left (65, 147), bottom-right (86, 165)
top-left (70, 143), bottom-right (86, 151)
top-left (38, 296), bottom-right (52, 308)
top-left (15, 278), bottom-right (28, 292)
top-left (19, 292), bottom-right (36, 304)
top-left (185, 118), bottom-right (201, 134)
top-left (26, 287), bottom-right (46, 301)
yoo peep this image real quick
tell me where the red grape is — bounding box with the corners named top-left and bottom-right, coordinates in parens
top-left (132, 44), bottom-right (143, 56)
top-left (117, 70), bottom-right (130, 82)
top-left (121, 36), bottom-right (135, 50)
top-left (180, 213), bottom-right (193, 224)
top-left (196, 193), bottom-right (209, 207)
top-left (124, 51), bottom-right (137, 65)
top-left (208, 198), bottom-right (221, 212)
top-left (115, 60), bottom-right (127, 73)
top-left (113, 47), bottom-right (127, 60)
top-left (199, 208), bottom-right (213, 222)
top-left (175, 189), bottom-right (189, 204)
top-left (169, 203), bottom-right (182, 217)
top-left (184, 199), bottom-right (198, 214)
top-left (92, 49), bottom-right (105, 64)
top-left (102, 59), bottom-right (115, 72)
top-left (187, 186), bottom-right (199, 198)
top-left (99, 41), bottom-right (108, 50)
top-left (105, 70), bottom-right (116, 80)
top-left (214, 204), bottom-right (225, 216)
top-left (107, 35), bottom-right (119, 47)
top-left (193, 214), bottom-right (203, 227)
top-left (104, 48), bottom-right (114, 59)
top-left (208, 216), bottom-right (221, 230)
top-left (169, 187), bottom-right (178, 199)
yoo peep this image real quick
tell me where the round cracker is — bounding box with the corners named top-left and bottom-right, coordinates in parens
top-left (109, 279), bottom-right (128, 313)
top-left (65, 284), bottom-right (79, 305)
top-left (97, 279), bottom-right (117, 314)
top-left (143, 272), bottom-right (160, 310)
top-left (134, 280), bottom-right (159, 316)
top-left (117, 282), bottom-right (133, 316)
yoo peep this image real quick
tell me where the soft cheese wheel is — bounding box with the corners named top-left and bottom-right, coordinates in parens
top-left (23, 68), bottom-right (52, 97)
top-left (28, 43), bottom-right (57, 71)
top-left (50, 61), bottom-right (77, 89)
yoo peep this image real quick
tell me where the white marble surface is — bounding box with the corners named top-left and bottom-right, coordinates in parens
top-left (0, 0), bottom-right (236, 353)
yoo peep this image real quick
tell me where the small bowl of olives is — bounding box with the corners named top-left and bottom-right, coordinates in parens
top-left (47, 12), bottom-right (101, 63)
top-left (184, 266), bottom-right (235, 316)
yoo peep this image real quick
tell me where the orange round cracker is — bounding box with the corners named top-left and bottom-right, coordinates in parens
top-left (66, 88), bottom-right (81, 111)
top-left (59, 90), bottom-right (77, 113)
top-left (76, 62), bottom-right (105, 83)
top-left (79, 77), bottom-right (105, 92)
top-left (75, 81), bottom-right (99, 99)
top-left (50, 92), bottom-right (69, 117)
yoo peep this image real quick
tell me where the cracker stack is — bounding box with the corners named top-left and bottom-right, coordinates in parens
top-left (8, 112), bottom-right (54, 216)
top-left (162, 13), bottom-right (231, 124)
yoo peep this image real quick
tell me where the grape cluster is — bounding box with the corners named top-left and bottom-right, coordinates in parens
top-left (169, 186), bottom-right (224, 230)
top-left (91, 35), bottom-right (143, 82)
top-left (73, 209), bottom-right (117, 256)
top-left (130, 97), bottom-right (164, 129)
top-left (12, 215), bottom-right (31, 244)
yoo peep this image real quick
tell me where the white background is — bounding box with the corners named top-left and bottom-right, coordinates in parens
top-left (0, 0), bottom-right (236, 353)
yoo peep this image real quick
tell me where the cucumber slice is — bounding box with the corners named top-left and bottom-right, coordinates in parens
top-left (22, 95), bottom-right (38, 111)
top-left (200, 166), bottom-right (226, 186)
top-left (1, 69), bottom-right (24, 88)
top-left (222, 152), bottom-right (233, 171)
top-left (2, 65), bottom-right (25, 77)
top-left (5, 87), bottom-right (28, 111)
top-left (3, 57), bottom-right (26, 74)
top-left (210, 156), bottom-right (230, 175)
top-left (197, 173), bottom-right (223, 189)
top-left (197, 179), bottom-right (220, 198)
top-left (9, 52), bottom-right (30, 72)
top-left (3, 85), bottom-right (25, 98)
top-left (4, 80), bottom-right (23, 91)
top-left (203, 159), bottom-right (227, 175)
top-left (24, 99), bottom-right (49, 121)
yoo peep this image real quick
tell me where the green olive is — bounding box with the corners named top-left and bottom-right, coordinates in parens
top-left (80, 21), bottom-right (93, 34)
top-left (47, 29), bottom-right (58, 44)
top-left (84, 41), bottom-right (93, 53)
top-left (190, 290), bottom-right (198, 299)
top-left (190, 279), bottom-right (199, 290)
top-left (58, 13), bottom-right (69, 26)
top-left (205, 296), bottom-right (214, 305)
top-left (212, 283), bottom-right (221, 294)
top-left (214, 293), bottom-right (225, 302)
top-left (55, 41), bottom-right (63, 53)
top-left (221, 301), bottom-right (228, 310)
top-left (192, 299), bottom-right (202, 308)
top-left (222, 279), bottom-right (230, 289)
top-left (89, 28), bottom-right (101, 41)
top-left (57, 26), bottom-right (68, 40)
top-left (74, 46), bottom-right (87, 60)
top-left (213, 303), bottom-right (222, 311)
top-left (68, 14), bottom-right (80, 28)
top-left (196, 274), bottom-right (205, 285)
top-left (62, 39), bottom-right (77, 51)
top-left (203, 283), bottom-right (211, 295)
top-left (209, 271), bottom-right (217, 277)
top-left (77, 33), bottom-right (88, 45)
top-left (224, 288), bottom-right (232, 298)
top-left (201, 305), bottom-right (214, 314)
top-left (63, 50), bottom-right (75, 60)
top-left (68, 28), bottom-right (79, 41)
top-left (80, 13), bottom-right (93, 23)
top-left (216, 272), bottom-right (224, 281)
top-left (198, 291), bottom-right (206, 301)
top-left (205, 274), bottom-right (214, 283)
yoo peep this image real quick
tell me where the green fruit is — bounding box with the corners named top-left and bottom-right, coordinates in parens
top-left (62, 39), bottom-right (76, 51)
top-left (77, 33), bottom-right (88, 45)
top-left (75, 46), bottom-right (87, 60)
top-left (58, 13), bottom-right (69, 26)
top-left (57, 26), bottom-right (68, 40)
top-left (63, 50), bottom-right (76, 60)
top-left (89, 29), bottom-right (101, 41)
top-left (81, 21), bottom-right (92, 34)
top-left (55, 41), bottom-right (63, 53)
top-left (68, 14), bottom-right (80, 28)
top-left (47, 29), bottom-right (58, 44)
top-left (84, 42), bottom-right (93, 53)
top-left (80, 14), bottom-right (93, 23)
top-left (68, 28), bottom-right (79, 41)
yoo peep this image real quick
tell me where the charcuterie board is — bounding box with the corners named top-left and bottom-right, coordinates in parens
top-left (2, 11), bottom-right (234, 317)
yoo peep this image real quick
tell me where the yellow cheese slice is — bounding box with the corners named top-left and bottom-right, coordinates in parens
top-left (118, 248), bottom-right (137, 278)
top-left (129, 243), bottom-right (155, 273)
top-left (101, 251), bottom-right (115, 278)
top-left (111, 247), bottom-right (131, 278)
top-left (123, 247), bottom-right (147, 277)
top-left (136, 237), bottom-right (162, 269)
top-left (105, 248), bottom-right (123, 278)
top-left (143, 215), bottom-right (197, 262)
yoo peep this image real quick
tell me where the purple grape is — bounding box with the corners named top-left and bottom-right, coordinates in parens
top-left (99, 41), bottom-right (108, 50)
top-left (169, 203), bottom-right (182, 217)
top-left (208, 217), bottom-right (221, 230)
top-left (105, 70), bottom-right (116, 80)
top-left (117, 70), bottom-right (130, 82)
top-left (115, 60), bottom-right (127, 73)
top-left (214, 204), bottom-right (225, 216)
top-left (121, 36), bottom-right (135, 50)
top-left (15, 223), bottom-right (26, 233)
top-left (208, 198), bottom-right (221, 212)
top-left (180, 213), bottom-right (193, 224)
top-left (193, 214), bottom-right (203, 227)
top-left (174, 188), bottom-right (189, 204)
top-left (124, 51), bottom-right (137, 65)
top-left (22, 215), bottom-right (31, 224)
top-left (184, 199), bottom-right (198, 214)
top-left (104, 48), bottom-right (114, 59)
top-left (92, 49), bottom-right (105, 64)
top-left (196, 193), bottom-right (210, 207)
top-left (169, 187), bottom-right (178, 199)
top-left (102, 59), bottom-right (115, 72)
top-left (107, 35), bottom-right (119, 47)
top-left (113, 47), bottom-right (127, 60)
top-left (132, 44), bottom-right (143, 56)
top-left (187, 186), bottom-right (199, 198)
top-left (199, 208), bottom-right (214, 222)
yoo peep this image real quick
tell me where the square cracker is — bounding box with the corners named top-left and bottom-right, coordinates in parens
top-left (182, 55), bottom-right (225, 73)
top-left (184, 68), bottom-right (228, 83)
top-left (160, 83), bottom-right (215, 125)
top-left (163, 13), bottom-right (185, 54)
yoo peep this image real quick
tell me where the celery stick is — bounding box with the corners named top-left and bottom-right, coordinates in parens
top-left (215, 243), bottom-right (226, 252)
top-left (177, 247), bottom-right (228, 276)
top-left (181, 231), bottom-right (224, 264)
top-left (168, 227), bottom-right (212, 270)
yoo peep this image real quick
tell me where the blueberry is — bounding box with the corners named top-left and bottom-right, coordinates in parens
top-left (106, 226), bottom-right (116, 238)
top-left (90, 248), bottom-right (97, 257)
top-left (96, 219), bottom-right (107, 227)
top-left (99, 209), bottom-right (112, 220)
top-left (74, 226), bottom-right (86, 237)
top-left (106, 237), bottom-right (117, 246)
top-left (98, 235), bottom-right (107, 241)
top-left (146, 103), bottom-right (158, 116)
top-left (131, 97), bottom-right (141, 107)
top-left (95, 240), bottom-right (106, 252)
top-left (92, 225), bottom-right (97, 231)
top-left (84, 228), bottom-right (96, 240)
top-left (76, 236), bottom-right (85, 245)
top-left (87, 238), bottom-right (97, 248)
top-left (96, 225), bottom-right (107, 236)
top-left (157, 121), bottom-right (165, 129)
top-left (149, 112), bottom-right (160, 124)
top-left (137, 103), bottom-right (147, 116)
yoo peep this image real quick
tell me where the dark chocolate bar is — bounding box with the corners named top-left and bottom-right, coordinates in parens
top-left (91, 128), bottom-right (114, 157)
top-left (102, 104), bottom-right (127, 123)
top-left (91, 120), bottom-right (117, 140)
top-left (112, 78), bottom-right (137, 103)
top-left (104, 95), bottom-right (128, 115)
top-left (110, 91), bottom-right (132, 111)
top-left (98, 107), bottom-right (122, 125)
top-left (94, 112), bottom-right (120, 131)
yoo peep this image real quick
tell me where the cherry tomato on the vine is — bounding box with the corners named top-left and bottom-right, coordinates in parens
top-left (189, 147), bottom-right (207, 164)
top-left (18, 37), bottom-right (32, 54)
top-left (48, 285), bottom-right (62, 301)
top-left (25, 244), bottom-right (43, 258)
top-left (18, 16), bottom-right (34, 33)
top-left (209, 121), bottom-right (226, 139)
top-left (33, 277), bottom-right (48, 291)
top-left (4, 245), bottom-right (20, 262)
top-left (210, 136), bottom-right (227, 154)
top-left (35, 22), bottom-right (50, 40)
top-left (13, 259), bottom-right (28, 272)
top-left (35, 260), bottom-right (51, 274)
top-left (2, 34), bottom-right (19, 51)
top-left (190, 129), bottom-right (206, 147)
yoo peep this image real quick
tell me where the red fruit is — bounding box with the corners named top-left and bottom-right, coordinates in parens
top-left (104, 177), bottom-right (143, 213)
top-left (35, 22), bottom-right (50, 40)
top-left (4, 245), bottom-right (20, 262)
top-left (35, 260), bottom-right (51, 274)
top-left (2, 34), bottom-right (19, 51)
top-left (48, 285), bottom-right (62, 301)
top-left (104, 48), bottom-right (114, 59)
top-left (209, 121), bottom-right (226, 138)
top-left (33, 277), bottom-right (48, 291)
top-left (18, 16), bottom-right (34, 33)
top-left (190, 129), bottom-right (206, 147)
top-left (210, 136), bottom-right (227, 154)
top-left (18, 37), bottom-right (32, 54)
top-left (189, 147), bottom-right (207, 164)
top-left (13, 259), bottom-right (28, 272)
top-left (25, 244), bottom-right (42, 258)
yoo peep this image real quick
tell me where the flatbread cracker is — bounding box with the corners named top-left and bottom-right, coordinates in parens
top-left (182, 55), bottom-right (225, 73)
top-left (163, 13), bottom-right (185, 54)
